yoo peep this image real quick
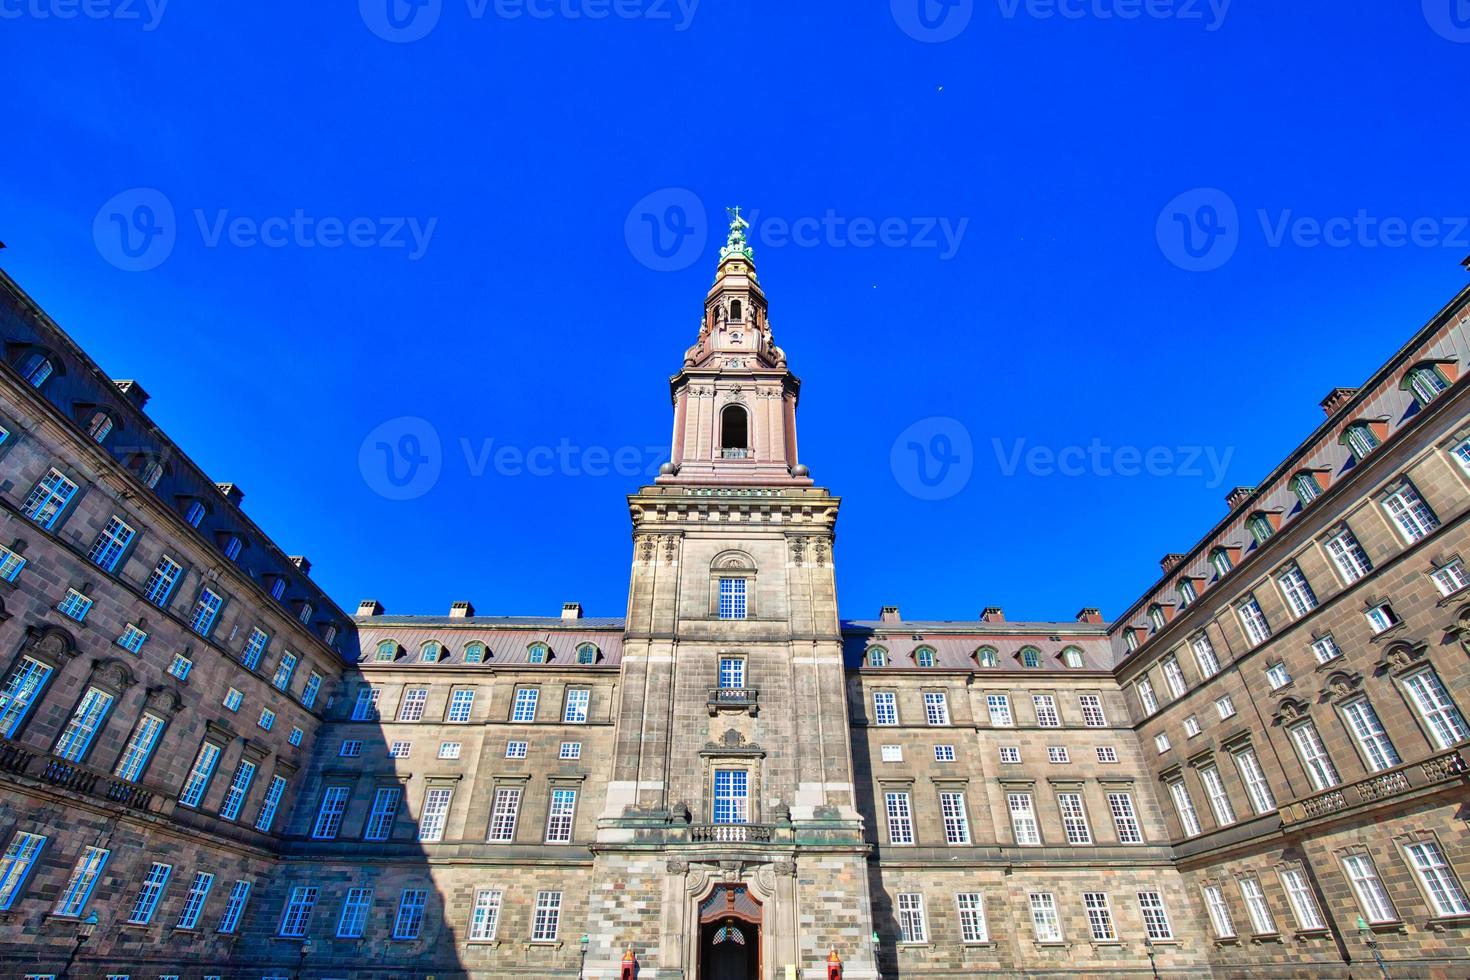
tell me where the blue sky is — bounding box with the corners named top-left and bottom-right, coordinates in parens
top-left (3, 1), bottom-right (1468, 623)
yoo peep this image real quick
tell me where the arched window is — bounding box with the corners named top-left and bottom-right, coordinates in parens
top-left (1292, 472), bottom-right (1324, 506)
top-left (138, 457), bottom-right (165, 489)
top-left (1124, 629), bottom-right (1141, 653)
top-left (527, 643), bottom-right (549, 664)
top-left (915, 646), bottom-right (936, 668)
top-left (1342, 422), bottom-right (1381, 461)
top-left (85, 411), bottom-right (113, 445)
top-left (1062, 647), bottom-right (1084, 668)
top-left (729, 299), bottom-right (743, 321)
top-left (464, 641), bottom-right (486, 664)
top-left (1209, 547), bottom-right (1234, 578)
top-left (1177, 578), bottom-right (1198, 607)
top-left (975, 646), bottom-right (998, 668)
top-left (375, 640), bottom-right (398, 662)
top-left (720, 404), bottom-right (749, 459)
top-left (1148, 604), bottom-right (1167, 631)
top-left (1020, 646), bottom-right (1041, 668)
top-left (1246, 512), bottom-right (1276, 545)
top-left (420, 641), bottom-right (442, 663)
top-left (576, 643), bottom-right (598, 665)
top-left (867, 646), bottom-right (887, 667)
top-left (1405, 364), bottom-right (1450, 405)
top-left (18, 352), bottom-right (54, 388)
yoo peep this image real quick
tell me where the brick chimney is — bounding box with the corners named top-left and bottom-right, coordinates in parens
top-left (561, 602), bottom-right (583, 620)
top-left (112, 379), bottom-right (150, 411)
top-left (879, 605), bottom-right (901, 623)
top-left (1160, 553), bottom-right (1187, 574)
top-left (1319, 387), bottom-right (1359, 418)
top-left (1224, 486), bottom-right (1255, 509)
top-left (357, 599), bottom-right (383, 617)
top-left (981, 606), bottom-right (1005, 623)
top-left (214, 482), bottom-right (245, 506)
top-left (449, 601), bottom-right (475, 619)
top-left (1076, 608), bottom-right (1104, 624)
top-left (288, 555), bottom-right (312, 577)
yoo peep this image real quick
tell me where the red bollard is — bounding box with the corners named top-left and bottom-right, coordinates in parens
top-left (827, 948), bottom-right (843, 980)
top-left (620, 947), bottom-right (638, 980)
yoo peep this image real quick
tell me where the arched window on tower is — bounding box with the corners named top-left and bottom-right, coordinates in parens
top-left (721, 405), bottom-right (749, 460)
top-left (729, 299), bottom-right (743, 321)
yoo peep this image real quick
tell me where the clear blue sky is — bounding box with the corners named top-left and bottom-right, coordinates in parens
top-left (4, 2), bottom-right (1468, 623)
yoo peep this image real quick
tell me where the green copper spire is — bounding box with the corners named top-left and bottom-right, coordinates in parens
top-left (719, 205), bottom-right (755, 264)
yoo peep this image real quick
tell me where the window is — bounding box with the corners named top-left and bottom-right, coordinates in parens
top-left (1292, 471), bottom-right (1324, 505)
top-left (1008, 793), bottom-right (1040, 845)
top-left (167, 654), bottom-right (192, 681)
top-left (1343, 855), bottom-right (1397, 924)
top-left (1169, 780), bottom-right (1202, 836)
top-left (1033, 694), bottom-right (1060, 727)
top-left (221, 535), bottom-right (242, 562)
top-left (1311, 634), bottom-right (1342, 665)
top-left (1136, 678), bottom-right (1158, 715)
top-left (575, 643), bottom-right (597, 664)
top-left (269, 578), bottom-right (286, 601)
top-left (175, 872), bottom-right (214, 929)
top-left (1366, 602), bottom-right (1401, 634)
top-left (545, 788), bottom-right (577, 843)
top-left (55, 847), bottom-right (109, 917)
top-left (189, 588), bottom-right (222, 637)
top-left (505, 741), bottom-right (527, 759)
top-left (1191, 632), bottom-right (1221, 678)
top-left (301, 672), bottom-right (321, 709)
top-left (1234, 748), bottom-right (1277, 814)
top-left (447, 689), bottom-right (476, 722)
top-left (420, 641), bottom-right (442, 663)
top-left (241, 627), bottom-right (269, 670)
top-left (127, 863), bottom-right (172, 924)
top-left (1062, 647), bottom-right (1084, 668)
top-left (21, 469), bottom-right (78, 529)
top-left (312, 787), bottom-right (350, 839)
top-left (1432, 558), bottom-right (1469, 596)
top-left (986, 694), bottom-right (1012, 727)
top-left (559, 741), bottom-right (581, 760)
top-left (531, 891), bottom-right (561, 942)
top-left (1342, 698), bottom-right (1401, 772)
top-left (53, 687), bottom-right (113, 762)
top-left (288, 726), bottom-right (303, 747)
top-left (1344, 422), bottom-right (1381, 460)
top-left (183, 499), bottom-right (206, 528)
top-left (393, 889), bottom-right (428, 940)
top-left (351, 687), bottom-right (380, 721)
top-left (0, 545), bottom-right (25, 583)
top-left (916, 646), bottom-right (936, 668)
top-left (1148, 605), bottom-right (1166, 631)
top-left (469, 888), bottom-right (502, 941)
top-left (437, 741), bottom-right (461, 760)
top-left (1096, 746), bottom-right (1118, 764)
top-left (1161, 656), bottom-right (1187, 698)
top-left (1138, 891), bottom-right (1173, 940)
top-left (718, 577), bottom-right (747, 620)
top-left (940, 791), bottom-right (971, 844)
top-left (1079, 694), bottom-right (1106, 727)
top-left (527, 643), bottom-right (548, 664)
top-left (1083, 892), bottom-right (1115, 941)
top-left (1184, 715), bottom-right (1201, 738)
top-left (278, 887), bottom-right (317, 937)
top-left (1029, 892), bottom-right (1062, 942)
top-left (387, 739), bottom-right (413, 758)
top-left (867, 646), bottom-right (887, 667)
top-left (364, 787), bottom-right (402, 841)
top-left (88, 516), bottom-right (135, 571)
top-left (956, 893), bottom-right (988, 943)
top-left (56, 589), bottom-right (92, 622)
top-left (1124, 630), bottom-right (1140, 653)
top-left (881, 744), bottom-right (902, 763)
top-left (1239, 877), bottom-right (1276, 934)
top-left (1047, 746), bottom-right (1069, 763)
top-left (117, 623), bottom-right (148, 654)
top-left (337, 887), bottom-right (374, 939)
top-left (1407, 364), bottom-right (1451, 403)
top-left (924, 692), bottom-right (949, 725)
top-left (718, 657), bottom-right (745, 689)
top-left (1198, 764), bottom-right (1236, 827)
top-left (563, 688), bottom-right (590, 724)
top-left (19, 352), bottom-right (54, 387)
top-left (1455, 436), bottom-right (1470, 475)
top-left (1384, 483), bottom-right (1440, 543)
top-left (1236, 596), bottom-right (1272, 646)
top-left (1277, 563), bottom-right (1319, 617)
top-left (1266, 662), bottom-right (1291, 690)
top-left (873, 692), bottom-right (898, 726)
top-left (1279, 868), bottom-right (1325, 931)
top-left (511, 687), bottom-right (539, 722)
top-left (419, 787), bottom-right (453, 841)
top-left (1402, 668), bottom-right (1469, 749)
top-left (218, 759), bottom-right (257, 821)
top-left (1107, 792), bottom-right (1142, 843)
top-left (217, 880), bottom-right (251, 934)
top-left (885, 791), bottom-right (914, 845)
top-left (114, 713), bottom-right (165, 782)
top-left (254, 775), bottom-right (288, 832)
top-left (713, 770), bottom-right (749, 824)
top-left (489, 788), bottom-right (522, 841)
top-left (1058, 792), bottom-right (1091, 844)
top-left (1290, 721), bottom-right (1340, 790)
top-left (1178, 578), bottom-right (1198, 607)
top-left (999, 746), bottom-right (1021, 764)
top-left (976, 646), bottom-right (998, 667)
top-left (1154, 733), bottom-right (1171, 753)
top-left (375, 640), bottom-right (398, 662)
top-left (1406, 840), bottom-right (1470, 917)
top-left (0, 832), bottom-right (45, 911)
top-left (1020, 646), bottom-right (1041, 668)
top-left (1247, 513), bottom-right (1276, 545)
top-left (399, 687), bottom-right (429, 721)
top-left (0, 656), bottom-right (52, 737)
top-left (1210, 547), bottom-right (1235, 577)
top-left (897, 893), bottom-right (927, 943)
top-left (1216, 695), bottom-right (1237, 719)
top-left (934, 744), bottom-right (955, 762)
top-left (464, 641), bottom-right (486, 664)
top-left (257, 708), bottom-right (275, 731)
top-left (1324, 526), bottom-right (1373, 584)
top-left (271, 652), bottom-right (297, 691)
top-left (1203, 885), bottom-right (1236, 939)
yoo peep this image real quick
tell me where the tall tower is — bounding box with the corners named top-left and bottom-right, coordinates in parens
top-left (588, 211), bottom-right (877, 979)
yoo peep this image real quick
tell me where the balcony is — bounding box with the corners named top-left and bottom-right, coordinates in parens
top-left (708, 687), bottom-right (759, 716)
top-left (1282, 750), bottom-right (1467, 828)
top-left (720, 449), bottom-right (751, 460)
top-left (0, 737), bottom-right (158, 813)
top-left (690, 823), bottom-right (775, 844)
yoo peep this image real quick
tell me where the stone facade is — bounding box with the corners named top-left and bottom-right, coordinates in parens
top-left (0, 226), bottom-right (1468, 979)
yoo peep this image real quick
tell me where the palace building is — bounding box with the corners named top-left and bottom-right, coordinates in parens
top-left (0, 214), bottom-right (1468, 979)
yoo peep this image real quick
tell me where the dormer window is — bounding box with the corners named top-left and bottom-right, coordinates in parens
top-left (323, 624), bottom-right (339, 645)
top-left (85, 411), bottom-right (114, 445)
top-left (222, 535), bottom-right (243, 561)
top-left (1124, 629), bottom-right (1140, 653)
top-left (1020, 646), bottom-right (1041, 668)
top-left (1148, 605), bottom-right (1167, 632)
top-left (576, 643), bottom-right (598, 665)
top-left (464, 641), bottom-right (486, 664)
top-left (528, 642), bottom-right (549, 664)
top-left (1246, 512), bottom-right (1276, 545)
top-left (915, 646), bottom-right (936, 668)
top-left (1405, 364), bottom-right (1451, 405)
top-left (1177, 578), bottom-right (1198, 607)
top-left (1343, 422), bottom-right (1381, 461)
top-left (1291, 471), bottom-right (1324, 506)
top-left (270, 578), bottom-right (287, 601)
top-left (183, 499), bottom-right (207, 529)
top-left (1061, 647), bottom-right (1084, 668)
top-left (420, 641), bottom-right (442, 663)
top-left (375, 640), bottom-right (398, 662)
top-left (976, 646), bottom-right (998, 668)
top-left (18, 352), bottom-right (54, 388)
top-left (138, 457), bottom-right (165, 489)
top-left (298, 602), bottom-right (313, 625)
top-left (1209, 547), bottom-right (1234, 578)
top-left (868, 646), bottom-right (887, 668)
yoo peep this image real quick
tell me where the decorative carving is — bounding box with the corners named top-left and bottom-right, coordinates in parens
top-left (1320, 669), bottom-right (1365, 703)
top-left (813, 537), bottom-right (830, 564)
top-left (685, 866), bottom-right (714, 895)
top-left (638, 536), bottom-right (655, 563)
top-left (1272, 696), bottom-right (1311, 725)
top-left (24, 624), bottom-right (78, 664)
top-left (142, 685), bottom-right (184, 716)
top-left (666, 859), bottom-right (689, 875)
top-left (663, 535), bottom-right (679, 565)
top-left (1377, 641), bottom-right (1429, 677)
top-left (774, 860), bottom-right (797, 876)
top-left (789, 537), bottom-right (806, 564)
top-left (90, 658), bottom-right (137, 692)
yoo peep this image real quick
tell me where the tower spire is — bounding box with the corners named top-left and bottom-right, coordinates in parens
top-left (719, 205), bottom-right (755, 265)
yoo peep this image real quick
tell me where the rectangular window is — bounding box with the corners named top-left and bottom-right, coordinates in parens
top-left (717, 577), bottom-right (747, 620)
top-left (437, 741), bottom-right (461, 760)
top-left (1405, 840), bottom-right (1470, 917)
top-left (1403, 669), bottom-right (1469, 749)
top-left (1079, 694), bottom-right (1107, 727)
top-left (532, 890), bottom-right (561, 941)
top-left (301, 672), bottom-right (322, 709)
top-left (175, 871), bottom-right (214, 929)
top-left (1138, 891), bottom-right (1173, 940)
top-left (545, 788), bottom-right (577, 843)
top-left (88, 515), bottom-right (135, 572)
top-left (999, 746), bottom-right (1020, 764)
top-left (143, 555), bottom-right (183, 607)
top-left (885, 791), bottom-right (914, 845)
top-left (1191, 633), bottom-right (1220, 678)
top-left (1277, 563), bottom-right (1319, 617)
top-left (1366, 602), bottom-right (1401, 634)
top-left (288, 726), bottom-right (303, 747)
top-left (934, 744), bottom-right (955, 762)
top-left (418, 787), bottom-right (453, 842)
top-left (56, 589), bottom-right (92, 622)
top-left (126, 863), bottom-right (172, 924)
top-left (713, 769), bottom-right (750, 825)
top-left (1342, 698), bottom-right (1401, 772)
top-left (269, 653), bottom-right (297, 691)
top-left (469, 888), bottom-right (502, 941)
top-left (337, 887), bottom-right (374, 939)
top-left (1216, 695), bottom-right (1236, 719)
top-left (489, 788), bottom-right (522, 841)
top-left (956, 893), bottom-right (988, 943)
top-left (1239, 877), bottom-right (1276, 935)
top-left (53, 687), bottom-right (113, 762)
top-left (1096, 745), bottom-right (1118, 764)
top-left (1203, 884), bottom-right (1236, 939)
top-left (1008, 793), bottom-right (1040, 845)
top-left (559, 741), bottom-right (582, 760)
top-left (1047, 746), bottom-right (1070, 763)
top-left (1155, 733), bottom-right (1171, 753)
top-left (1311, 634), bottom-right (1341, 664)
top-left (117, 623), bottom-right (148, 654)
top-left (312, 786), bottom-right (350, 839)
top-left (1169, 780), bottom-right (1202, 837)
top-left (1266, 662), bottom-right (1291, 690)
top-left (879, 743), bottom-right (903, 763)
top-left (718, 657), bottom-right (745, 690)
top-left (1343, 855), bottom-right (1396, 924)
top-left (1184, 715), bottom-right (1201, 738)
top-left (114, 713), bottom-right (165, 783)
top-left (0, 545), bottom-right (26, 583)
top-left (873, 692), bottom-right (898, 726)
top-left (1107, 792), bottom-right (1142, 843)
top-left (1382, 483), bottom-right (1440, 543)
top-left (398, 687), bottom-right (429, 721)
top-left (1325, 526), bottom-right (1373, 583)
top-left (0, 657), bottom-right (51, 739)
top-left (339, 740), bottom-right (363, 758)
top-left (1161, 657), bottom-right (1187, 699)
top-left (0, 831), bottom-right (45, 910)
top-left (21, 469), bottom-right (78, 529)
top-left (1057, 792), bottom-right (1092, 844)
top-left (393, 889), bottom-right (428, 940)
top-left (986, 694), bottom-right (1013, 727)
top-left (1290, 721), bottom-right (1340, 790)
top-left (1083, 892), bottom-right (1115, 941)
top-left (1234, 748), bottom-right (1277, 814)
top-left (511, 688), bottom-right (539, 723)
top-left (55, 846), bottom-right (109, 917)
top-left (1137, 678), bottom-right (1159, 715)
top-left (563, 688), bottom-right (590, 724)
top-left (218, 759), bottom-right (257, 821)
top-left (940, 791), bottom-right (970, 844)
top-left (1198, 764), bottom-right (1236, 827)
top-left (1029, 892), bottom-right (1062, 942)
top-left (1279, 868), bottom-right (1325, 931)
top-left (1237, 596), bottom-right (1272, 645)
top-left (447, 689), bottom-right (476, 722)
top-left (254, 775), bottom-right (287, 832)
top-left (257, 708), bottom-right (275, 731)
top-left (189, 588), bottom-right (222, 637)
top-left (924, 692), bottom-right (950, 725)
top-left (364, 787), bottom-right (402, 841)
top-left (167, 654), bottom-right (192, 681)
top-left (505, 741), bottom-right (527, 759)
top-left (351, 687), bottom-right (380, 721)
top-left (897, 893), bottom-right (927, 943)
top-left (1033, 694), bottom-right (1060, 727)
top-left (217, 880), bottom-right (251, 934)
top-left (1432, 558), bottom-right (1469, 596)
top-left (241, 627), bottom-right (269, 670)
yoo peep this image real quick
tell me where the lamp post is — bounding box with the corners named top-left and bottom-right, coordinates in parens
top-left (1143, 935), bottom-right (1160, 980)
top-left (578, 934), bottom-right (589, 979)
top-left (1357, 916), bottom-right (1390, 979)
top-left (295, 937), bottom-right (314, 980)
top-left (60, 910), bottom-right (99, 980)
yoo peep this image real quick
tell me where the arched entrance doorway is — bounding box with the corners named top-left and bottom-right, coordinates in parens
top-left (697, 884), bottom-right (761, 980)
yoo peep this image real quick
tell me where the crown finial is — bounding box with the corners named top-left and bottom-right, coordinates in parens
top-left (720, 205), bottom-right (755, 263)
